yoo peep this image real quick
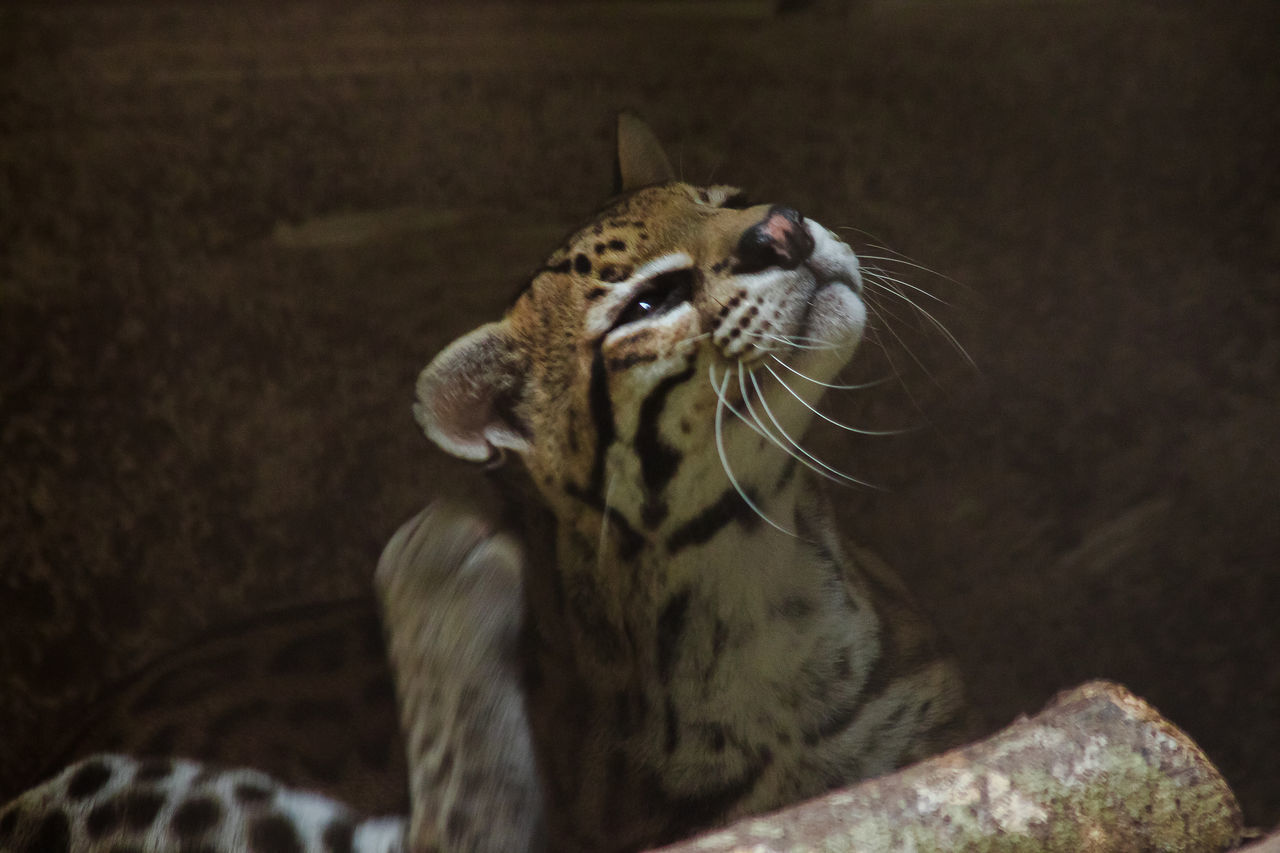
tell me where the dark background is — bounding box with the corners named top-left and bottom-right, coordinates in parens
top-left (3, 0), bottom-right (1277, 829)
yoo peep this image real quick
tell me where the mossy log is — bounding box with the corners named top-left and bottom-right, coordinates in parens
top-left (1236, 828), bottom-right (1280, 853)
top-left (655, 681), bottom-right (1242, 853)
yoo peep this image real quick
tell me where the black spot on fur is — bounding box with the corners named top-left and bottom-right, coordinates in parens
top-left (269, 628), bottom-right (346, 674)
top-left (574, 253), bottom-right (592, 275)
top-left (24, 809), bottom-right (69, 853)
top-left (445, 807), bottom-right (470, 845)
top-left (609, 239), bottom-right (627, 251)
top-left (234, 781), bottom-right (275, 804)
top-left (171, 797), bottom-right (222, 838)
top-left (641, 499), bottom-right (668, 529)
top-left (711, 619), bottom-right (729, 657)
top-left (636, 366), bottom-right (696, 518)
top-left (579, 349), bottom-right (616, 504)
top-left (774, 455), bottom-right (799, 495)
top-left (602, 507), bottom-right (644, 561)
top-left (666, 487), bottom-right (761, 553)
top-left (834, 648), bottom-right (854, 680)
top-left (551, 258), bottom-right (572, 274)
top-left (772, 597), bottom-right (815, 623)
top-left (322, 819), bottom-right (355, 853)
top-left (249, 814), bottom-right (303, 853)
top-left (87, 791), bottom-right (166, 837)
top-left (568, 576), bottom-right (625, 663)
top-left (134, 758), bottom-right (173, 783)
top-left (599, 263), bottom-right (632, 283)
top-left (606, 351), bottom-right (658, 372)
top-left (656, 589), bottom-right (691, 683)
top-left (67, 759), bottom-right (113, 799)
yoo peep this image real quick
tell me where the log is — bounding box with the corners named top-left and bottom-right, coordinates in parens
top-left (1237, 828), bottom-right (1280, 853)
top-left (655, 681), bottom-right (1242, 853)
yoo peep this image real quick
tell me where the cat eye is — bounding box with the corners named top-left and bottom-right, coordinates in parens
top-left (614, 268), bottom-right (696, 327)
top-left (721, 192), bottom-right (753, 210)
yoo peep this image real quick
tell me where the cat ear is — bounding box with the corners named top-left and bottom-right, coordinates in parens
top-left (414, 322), bottom-right (530, 465)
top-left (615, 112), bottom-right (676, 192)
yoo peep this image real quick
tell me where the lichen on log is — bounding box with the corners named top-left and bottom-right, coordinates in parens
top-left (655, 680), bottom-right (1242, 853)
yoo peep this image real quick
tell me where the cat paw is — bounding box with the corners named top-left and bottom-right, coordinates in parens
top-left (374, 500), bottom-right (524, 642)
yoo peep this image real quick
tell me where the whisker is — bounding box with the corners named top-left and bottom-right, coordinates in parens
top-left (862, 264), bottom-right (953, 307)
top-left (858, 254), bottom-right (963, 291)
top-left (765, 363), bottom-right (913, 437)
top-left (746, 368), bottom-right (880, 490)
top-left (863, 298), bottom-right (938, 384)
top-left (768, 354), bottom-right (889, 390)
top-left (861, 310), bottom-right (932, 420)
top-left (831, 225), bottom-right (955, 277)
top-left (675, 330), bottom-right (713, 348)
top-left (710, 365), bottom-right (796, 538)
top-left (757, 332), bottom-right (843, 352)
top-left (864, 272), bottom-right (975, 367)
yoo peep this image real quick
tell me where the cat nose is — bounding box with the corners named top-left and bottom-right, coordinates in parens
top-left (733, 206), bottom-right (815, 274)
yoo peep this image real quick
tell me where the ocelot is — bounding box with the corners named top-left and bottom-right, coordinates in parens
top-left (0, 116), bottom-right (967, 853)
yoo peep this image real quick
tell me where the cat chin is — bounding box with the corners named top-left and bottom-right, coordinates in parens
top-left (802, 281), bottom-right (866, 366)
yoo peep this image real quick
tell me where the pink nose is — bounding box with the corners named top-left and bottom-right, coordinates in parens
top-left (734, 206), bottom-right (814, 273)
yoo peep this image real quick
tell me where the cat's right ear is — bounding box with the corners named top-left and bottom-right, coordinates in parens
top-left (414, 323), bottom-right (530, 466)
top-left (615, 112), bottom-right (676, 192)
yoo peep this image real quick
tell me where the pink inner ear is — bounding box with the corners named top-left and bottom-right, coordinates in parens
top-left (414, 323), bottom-right (528, 464)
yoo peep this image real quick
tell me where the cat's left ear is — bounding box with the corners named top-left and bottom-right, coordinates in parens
top-left (414, 322), bottom-right (530, 466)
top-left (615, 112), bottom-right (676, 192)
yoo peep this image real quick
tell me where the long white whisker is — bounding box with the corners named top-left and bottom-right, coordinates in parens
top-left (747, 368), bottom-right (880, 489)
top-left (862, 265), bottom-right (951, 308)
top-left (768, 354), bottom-right (889, 390)
top-left (863, 298), bottom-right (938, 384)
top-left (765, 363), bottom-right (913, 436)
top-left (710, 365), bottom-right (795, 538)
top-left (867, 283), bottom-right (975, 369)
top-left (706, 368), bottom-right (775, 445)
top-left (859, 255), bottom-right (962, 293)
top-left (758, 332), bottom-right (842, 352)
top-left (862, 309), bottom-right (931, 420)
top-left (675, 330), bottom-right (712, 348)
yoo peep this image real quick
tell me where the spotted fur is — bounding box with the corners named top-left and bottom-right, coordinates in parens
top-left (2, 116), bottom-right (966, 853)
